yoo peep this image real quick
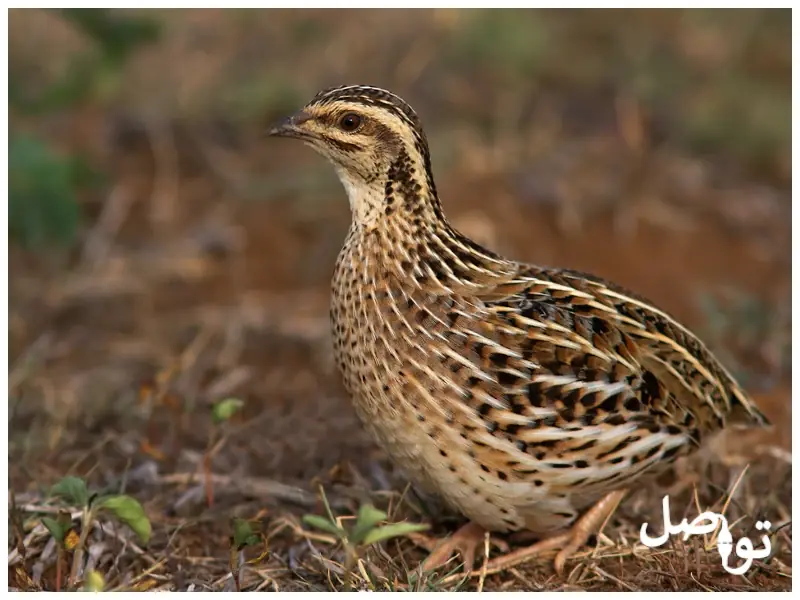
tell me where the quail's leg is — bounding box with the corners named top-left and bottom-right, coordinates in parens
top-left (416, 522), bottom-right (488, 572)
top-left (482, 489), bottom-right (627, 576)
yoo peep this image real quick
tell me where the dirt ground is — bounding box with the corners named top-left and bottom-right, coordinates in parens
top-left (8, 9), bottom-right (791, 592)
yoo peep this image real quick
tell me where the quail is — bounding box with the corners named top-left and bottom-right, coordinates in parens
top-left (268, 85), bottom-right (770, 575)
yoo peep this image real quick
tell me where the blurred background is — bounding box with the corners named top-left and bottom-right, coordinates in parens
top-left (8, 8), bottom-right (791, 591)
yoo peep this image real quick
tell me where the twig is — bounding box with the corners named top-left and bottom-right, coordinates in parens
top-left (592, 565), bottom-right (637, 591)
top-left (146, 115), bottom-right (180, 234)
top-left (8, 332), bottom-right (53, 394)
top-left (69, 507), bottom-right (95, 588)
top-left (709, 465), bottom-right (749, 548)
top-left (81, 182), bottom-right (136, 266)
top-left (477, 529), bottom-right (490, 592)
top-left (158, 473), bottom-right (318, 507)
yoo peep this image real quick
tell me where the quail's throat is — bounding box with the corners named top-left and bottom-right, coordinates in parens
top-left (338, 149), bottom-right (516, 293)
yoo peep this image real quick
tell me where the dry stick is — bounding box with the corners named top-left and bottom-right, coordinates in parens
top-left (9, 492), bottom-right (27, 561)
top-left (68, 507), bottom-right (94, 588)
top-left (158, 473), bottom-right (318, 508)
top-left (80, 182), bottom-right (135, 266)
top-left (507, 567), bottom-right (541, 592)
top-left (342, 545), bottom-right (357, 592)
top-left (8, 332), bottom-right (53, 394)
top-left (228, 544), bottom-right (245, 592)
top-left (55, 546), bottom-right (63, 592)
top-left (146, 115), bottom-right (179, 235)
top-left (106, 558), bottom-right (167, 592)
top-left (708, 465), bottom-right (749, 549)
top-left (689, 571), bottom-right (715, 592)
top-left (592, 565), bottom-right (637, 592)
top-left (356, 558), bottom-right (373, 590)
top-left (203, 437), bottom-right (218, 509)
top-left (18, 505), bottom-right (83, 516)
top-left (202, 426), bottom-right (240, 508)
top-left (477, 530), bottom-right (491, 593)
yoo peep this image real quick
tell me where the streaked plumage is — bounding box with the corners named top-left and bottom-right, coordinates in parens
top-left (269, 85), bottom-right (769, 574)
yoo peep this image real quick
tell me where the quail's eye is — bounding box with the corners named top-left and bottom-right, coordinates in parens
top-left (339, 113), bottom-right (362, 132)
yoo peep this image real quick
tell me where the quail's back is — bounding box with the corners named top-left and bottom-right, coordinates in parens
top-left (269, 84), bottom-right (769, 571)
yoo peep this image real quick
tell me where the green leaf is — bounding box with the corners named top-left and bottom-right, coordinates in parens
top-left (50, 476), bottom-right (89, 507)
top-left (211, 398), bottom-right (245, 424)
top-left (302, 514), bottom-right (344, 538)
top-left (92, 494), bottom-right (116, 509)
top-left (41, 516), bottom-right (67, 542)
top-left (361, 522), bottom-right (430, 547)
top-left (231, 518), bottom-right (261, 550)
top-left (98, 495), bottom-right (151, 544)
top-left (350, 504), bottom-right (387, 545)
top-left (42, 510), bottom-right (74, 544)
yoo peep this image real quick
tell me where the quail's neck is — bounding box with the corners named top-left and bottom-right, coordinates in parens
top-left (340, 151), bottom-right (517, 292)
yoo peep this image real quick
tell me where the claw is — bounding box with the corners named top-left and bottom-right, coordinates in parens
top-left (481, 490), bottom-right (627, 576)
top-left (414, 522), bottom-right (512, 575)
top-left (414, 490), bottom-right (626, 577)
top-left (420, 522), bottom-right (485, 572)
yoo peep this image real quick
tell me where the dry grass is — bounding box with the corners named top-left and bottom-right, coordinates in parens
top-left (7, 402), bottom-right (793, 592)
top-left (8, 8), bottom-right (791, 592)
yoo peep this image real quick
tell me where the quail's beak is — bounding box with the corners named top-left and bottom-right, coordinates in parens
top-left (267, 110), bottom-right (313, 138)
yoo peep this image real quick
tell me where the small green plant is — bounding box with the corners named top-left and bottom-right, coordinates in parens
top-left (40, 509), bottom-right (74, 592)
top-left (43, 475), bottom-right (151, 591)
top-left (211, 397), bottom-right (246, 425)
top-left (204, 398), bottom-right (246, 508)
top-left (303, 487), bottom-right (429, 591)
top-left (228, 517), bottom-right (268, 591)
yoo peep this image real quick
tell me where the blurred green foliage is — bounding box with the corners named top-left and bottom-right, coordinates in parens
top-left (8, 9), bottom-right (790, 252)
top-left (9, 9), bottom-right (160, 250)
top-left (11, 9), bottom-right (160, 113)
top-left (9, 135), bottom-right (85, 249)
top-left (60, 9), bottom-right (160, 64)
top-left (446, 11), bottom-right (551, 81)
top-left (222, 75), bottom-right (305, 125)
top-left (442, 9), bottom-right (788, 177)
